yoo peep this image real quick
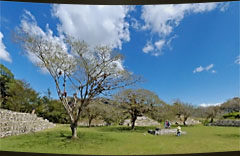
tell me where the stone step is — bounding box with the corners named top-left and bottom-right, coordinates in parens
top-left (0, 109), bottom-right (55, 138)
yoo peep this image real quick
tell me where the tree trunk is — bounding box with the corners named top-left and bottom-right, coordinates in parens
top-left (210, 117), bottom-right (214, 123)
top-left (88, 117), bottom-right (93, 128)
top-left (131, 116), bottom-right (137, 129)
top-left (71, 122), bottom-right (78, 139)
top-left (183, 117), bottom-right (187, 126)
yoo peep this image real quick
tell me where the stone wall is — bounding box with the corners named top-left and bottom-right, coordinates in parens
top-left (209, 119), bottom-right (240, 127)
top-left (0, 109), bottom-right (55, 138)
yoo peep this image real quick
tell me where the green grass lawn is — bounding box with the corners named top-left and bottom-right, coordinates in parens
top-left (0, 124), bottom-right (239, 155)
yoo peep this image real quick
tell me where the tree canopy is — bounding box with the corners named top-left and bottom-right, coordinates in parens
top-left (114, 89), bottom-right (163, 129)
top-left (172, 100), bottom-right (194, 125)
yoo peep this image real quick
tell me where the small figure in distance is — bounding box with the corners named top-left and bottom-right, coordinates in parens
top-left (167, 120), bottom-right (171, 129)
top-left (177, 125), bottom-right (181, 136)
top-left (164, 120), bottom-right (168, 129)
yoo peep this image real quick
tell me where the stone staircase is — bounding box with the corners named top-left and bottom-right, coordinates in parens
top-left (209, 119), bottom-right (240, 127)
top-left (0, 109), bottom-right (55, 138)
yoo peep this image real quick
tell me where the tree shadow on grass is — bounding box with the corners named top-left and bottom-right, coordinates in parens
top-left (58, 130), bottom-right (116, 145)
top-left (59, 131), bottom-right (85, 140)
top-left (216, 133), bottom-right (240, 138)
top-left (98, 126), bottom-right (156, 133)
top-left (59, 132), bottom-right (72, 139)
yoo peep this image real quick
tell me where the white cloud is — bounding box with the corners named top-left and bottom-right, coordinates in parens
top-left (141, 2), bottom-right (228, 56)
top-left (193, 66), bottom-right (205, 73)
top-left (18, 10), bottom-right (68, 74)
top-left (0, 32), bottom-right (12, 63)
top-left (52, 5), bottom-right (132, 49)
top-left (142, 42), bottom-right (154, 53)
top-left (23, 9), bottom-right (36, 21)
top-left (235, 55), bottom-right (240, 65)
top-left (166, 34), bottom-right (178, 50)
top-left (155, 40), bottom-right (165, 51)
top-left (142, 39), bottom-right (166, 56)
top-left (131, 17), bottom-right (141, 30)
top-left (18, 10), bottom-right (125, 74)
top-left (199, 102), bottom-right (222, 107)
top-left (205, 64), bottom-right (214, 71)
top-left (193, 64), bottom-right (216, 74)
top-left (219, 2), bottom-right (230, 12)
top-left (211, 70), bottom-right (216, 74)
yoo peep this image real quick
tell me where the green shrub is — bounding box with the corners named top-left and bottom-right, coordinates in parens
top-left (222, 112), bottom-right (240, 119)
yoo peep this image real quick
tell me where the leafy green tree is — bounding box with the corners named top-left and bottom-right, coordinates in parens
top-left (0, 64), bottom-right (14, 107)
top-left (0, 65), bottom-right (69, 123)
top-left (35, 93), bottom-right (70, 124)
top-left (5, 79), bottom-right (39, 112)
top-left (45, 99), bottom-right (69, 123)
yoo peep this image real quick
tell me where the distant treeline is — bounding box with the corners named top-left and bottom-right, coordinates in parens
top-left (1, 64), bottom-right (239, 125)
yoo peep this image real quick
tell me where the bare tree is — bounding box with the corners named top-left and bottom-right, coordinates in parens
top-left (114, 89), bottom-right (162, 129)
top-left (94, 98), bottom-right (126, 126)
top-left (205, 106), bottom-right (220, 123)
top-left (14, 31), bottom-right (139, 138)
top-left (150, 104), bottom-right (175, 122)
top-left (172, 100), bottom-right (194, 126)
top-left (82, 99), bottom-right (105, 127)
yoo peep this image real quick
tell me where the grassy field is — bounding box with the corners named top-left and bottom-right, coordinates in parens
top-left (0, 124), bottom-right (239, 155)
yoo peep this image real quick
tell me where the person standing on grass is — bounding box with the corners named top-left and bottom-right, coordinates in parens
top-left (168, 121), bottom-right (171, 129)
top-left (177, 126), bottom-right (181, 136)
top-left (165, 120), bottom-right (168, 129)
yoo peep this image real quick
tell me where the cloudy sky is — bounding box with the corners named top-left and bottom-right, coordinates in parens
top-left (0, 1), bottom-right (239, 106)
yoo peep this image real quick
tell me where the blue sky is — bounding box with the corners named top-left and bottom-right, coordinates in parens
top-left (0, 1), bottom-right (239, 106)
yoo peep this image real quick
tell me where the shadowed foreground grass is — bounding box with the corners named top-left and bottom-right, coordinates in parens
top-left (0, 124), bottom-right (239, 155)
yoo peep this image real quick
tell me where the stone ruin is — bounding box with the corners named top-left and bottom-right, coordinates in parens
top-left (78, 119), bottom-right (107, 127)
top-left (0, 109), bottom-right (55, 138)
top-left (123, 116), bottom-right (187, 135)
top-left (209, 119), bottom-right (240, 127)
top-left (123, 116), bottom-right (159, 126)
top-left (147, 128), bottom-right (187, 136)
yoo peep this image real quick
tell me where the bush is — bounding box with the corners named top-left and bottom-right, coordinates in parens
top-left (222, 112), bottom-right (240, 119)
top-left (202, 120), bottom-right (211, 126)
